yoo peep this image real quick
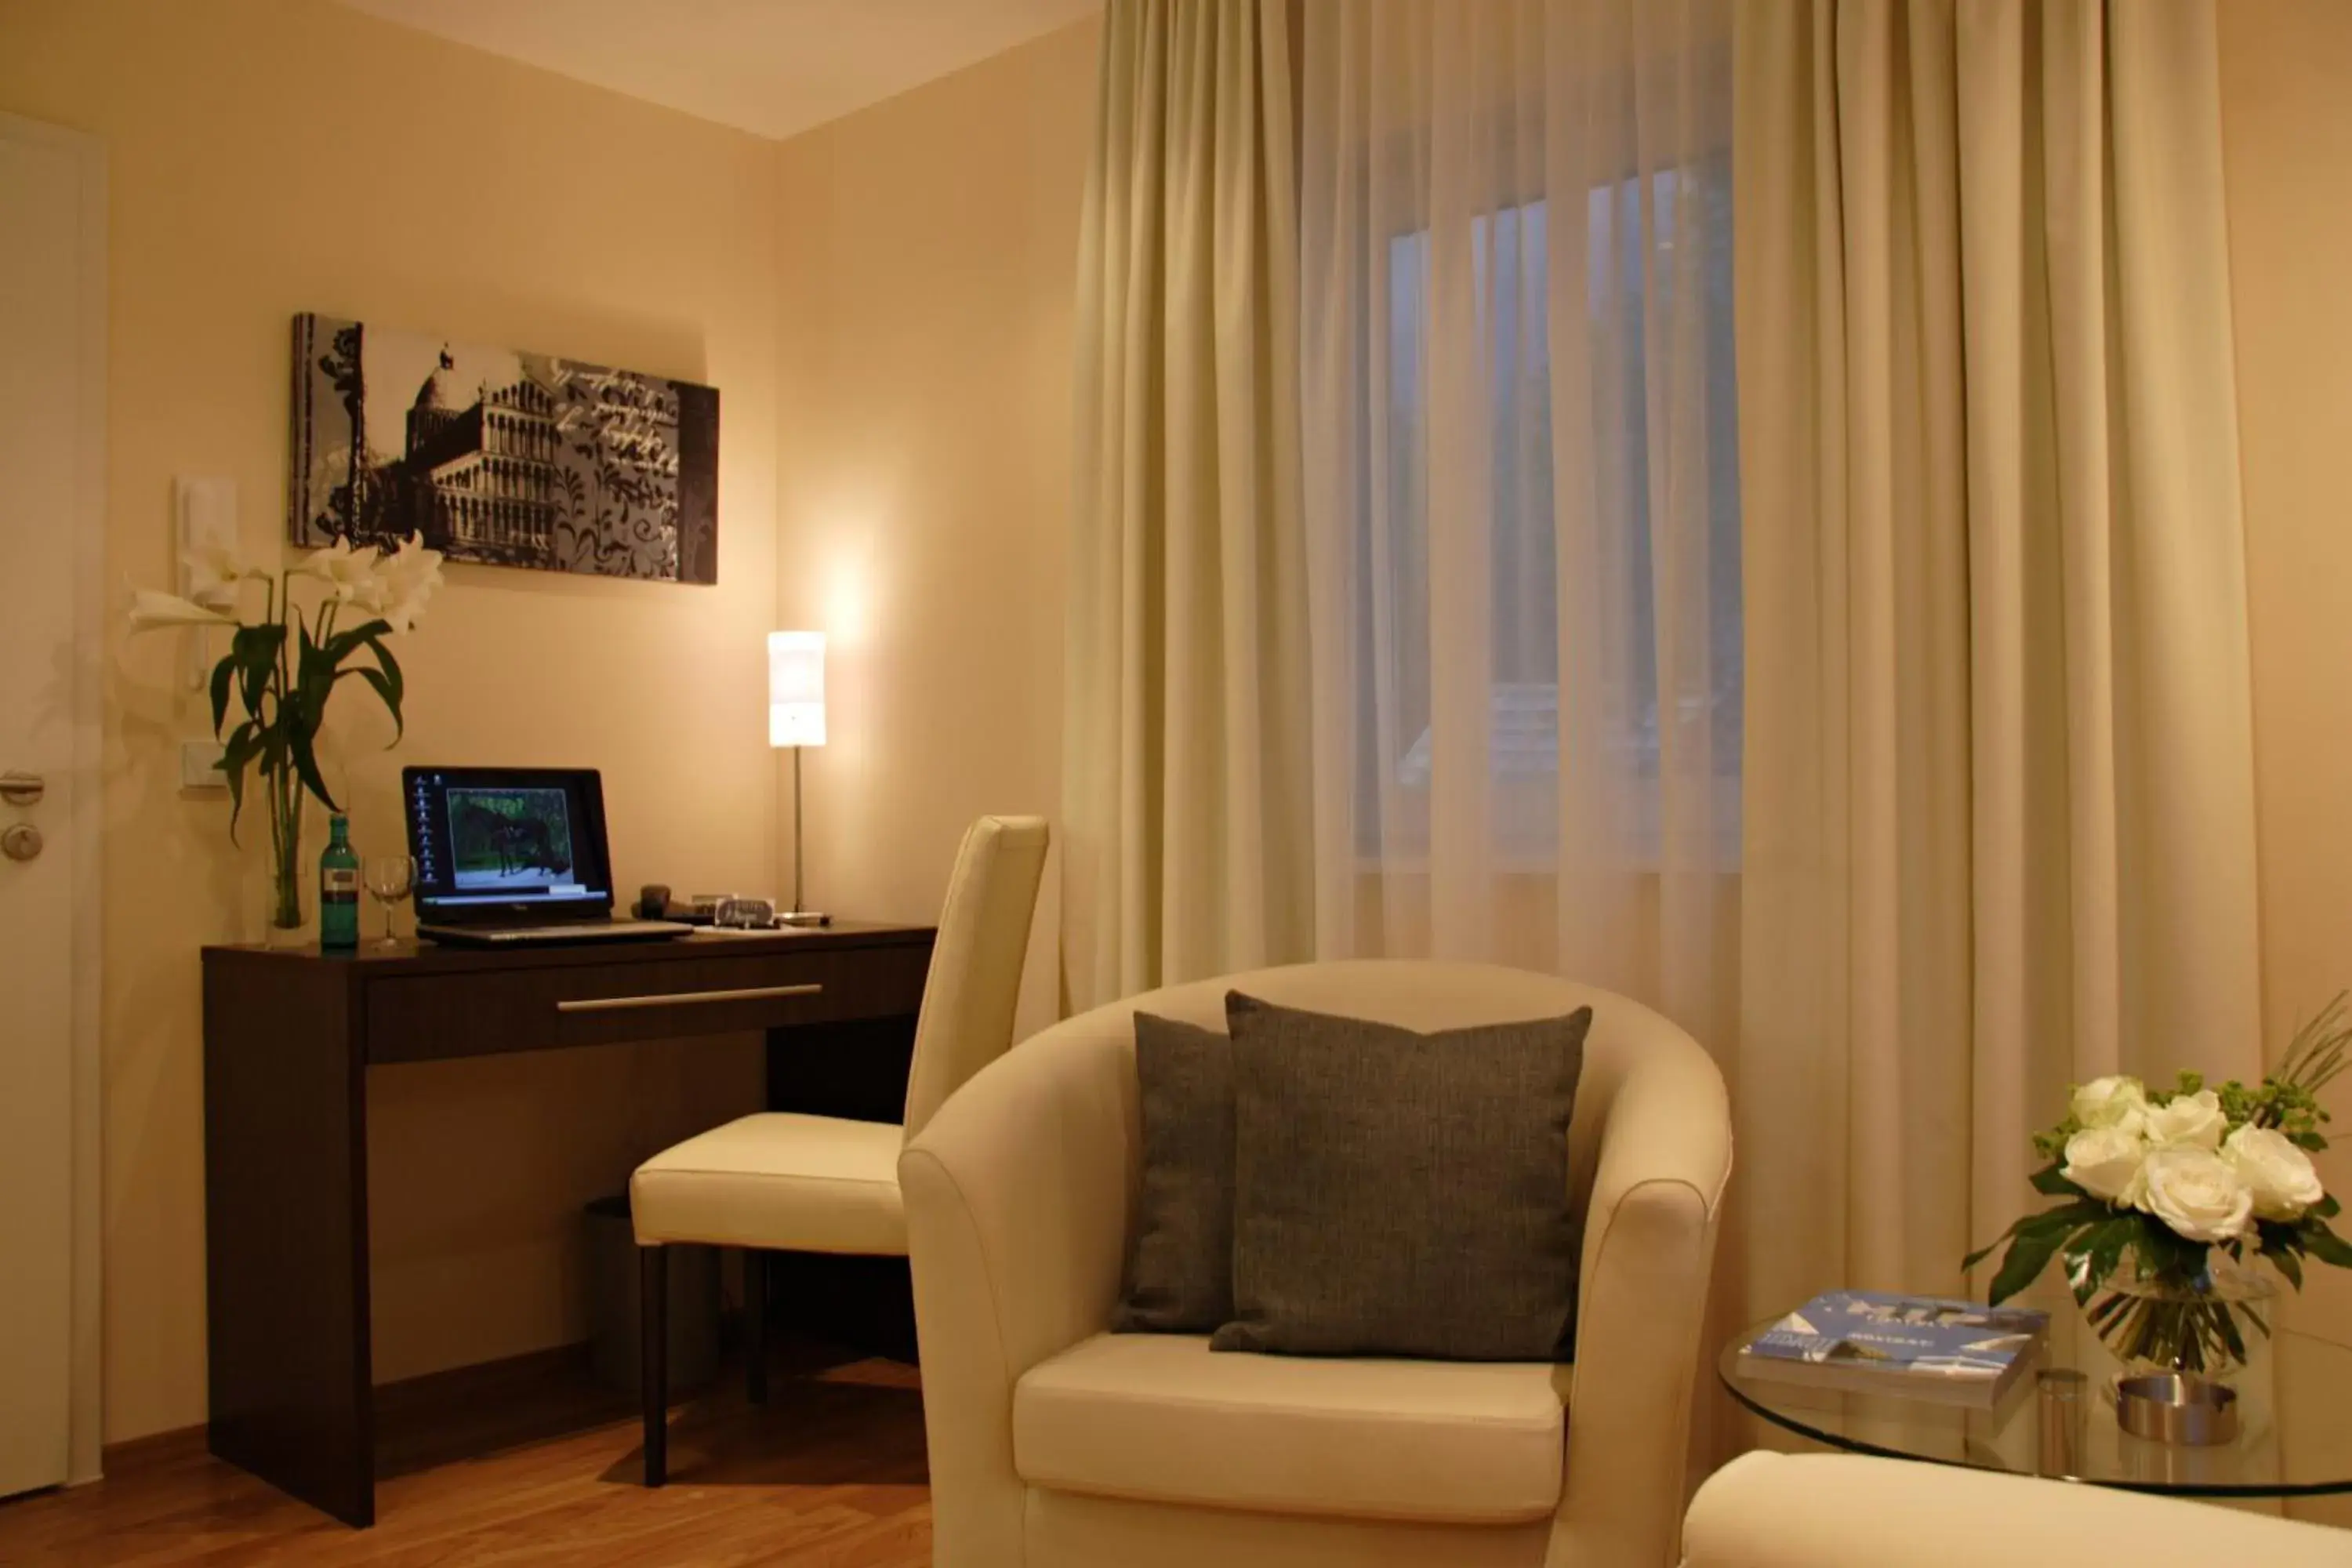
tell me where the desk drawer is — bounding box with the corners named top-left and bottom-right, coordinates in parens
top-left (364, 944), bottom-right (931, 1064)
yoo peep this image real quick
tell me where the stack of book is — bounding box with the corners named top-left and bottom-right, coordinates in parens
top-left (1737, 1290), bottom-right (2049, 1408)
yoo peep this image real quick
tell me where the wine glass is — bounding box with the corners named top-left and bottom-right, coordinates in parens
top-left (365, 854), bottom-right (415, 949)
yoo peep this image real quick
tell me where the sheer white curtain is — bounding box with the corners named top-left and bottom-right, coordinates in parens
top-left (1298, 0), bottom-right (1740, 1044)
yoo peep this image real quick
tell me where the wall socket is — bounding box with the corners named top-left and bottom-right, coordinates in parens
top-left (180, 739), bottom-right (227, 793)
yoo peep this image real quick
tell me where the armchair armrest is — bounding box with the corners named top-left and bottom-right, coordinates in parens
top-left (1685, 1451), bottom-right (2351, 1567)
top-left (1554, 1004), bottom-right (1733, 1568)
top-left (900, 1013), bottom-right (1140, 1566)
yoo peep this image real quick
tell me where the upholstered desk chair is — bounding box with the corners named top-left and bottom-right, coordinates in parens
top-left (901, 960), bottom-right (1732, 1568)
top-left (1685, 1450), bottom-right (2350, 1566)
top-left (629, 814), bottom-right (1049, 1486)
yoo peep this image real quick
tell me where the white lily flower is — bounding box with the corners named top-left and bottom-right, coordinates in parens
top-left (293, 536), bottom-right (383, 604)
top-left (374, 532), bottom-right (446, 633)
top-left (181, 535), bottom-right (260, 609)
top-left (128, 587), bottom-right (237, 630)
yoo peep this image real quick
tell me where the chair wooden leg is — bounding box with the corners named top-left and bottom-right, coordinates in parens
top-left (641, 1243), bottom-right (668, 1487)
top-left (745, 1247), bottom-right (768, 1406)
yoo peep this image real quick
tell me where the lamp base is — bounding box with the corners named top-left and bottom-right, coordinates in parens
top-left (779, 909), bottom-right (831, 928)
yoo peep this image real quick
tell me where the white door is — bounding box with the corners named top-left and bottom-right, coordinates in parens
top-left (0, 112), bottom-right (105, 1497)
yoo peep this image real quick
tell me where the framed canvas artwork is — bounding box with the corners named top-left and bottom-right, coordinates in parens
top-left (287, 314), bottom-right (719, 583)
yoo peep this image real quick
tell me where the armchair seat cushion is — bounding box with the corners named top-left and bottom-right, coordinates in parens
top-left (630, 1112), bottom-right (905, 1254)
top-left (1012, 1331), bottom-right (1569, 1525)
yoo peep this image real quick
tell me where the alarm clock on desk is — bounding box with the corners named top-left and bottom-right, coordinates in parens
top-left (635, 886), bottom-right (821, 929)
top-left (633, 885), bottom-right (751, 924)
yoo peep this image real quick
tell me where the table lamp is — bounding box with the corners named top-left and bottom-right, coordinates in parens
top-left (768, 630), bottom-right (827, 926)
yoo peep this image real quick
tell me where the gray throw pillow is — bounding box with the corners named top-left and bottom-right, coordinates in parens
top-left (1112, 1011), bottom-right (1236, 1333)
top-left (1210, 992), bottom-right (1589, 1361)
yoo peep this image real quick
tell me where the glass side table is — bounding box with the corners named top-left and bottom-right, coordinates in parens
top-left (1720, 1315), bottom-right (2352, 1497)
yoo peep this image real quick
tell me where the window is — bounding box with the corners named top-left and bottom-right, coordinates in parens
top-left (1360, 161), bottom-right (1740, 863)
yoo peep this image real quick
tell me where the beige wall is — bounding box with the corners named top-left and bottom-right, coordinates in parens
top-left (0, 0), bottom-right (785, 1440)
top-left (771, 17), bottom-right (1096, 1040)
top-left (0, 0), bottom-right (1096, 1446)
top-left (2220, 0), bottom-right (2352, 1348)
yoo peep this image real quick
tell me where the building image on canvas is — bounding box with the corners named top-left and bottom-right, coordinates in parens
top-left (286, 314), bottom-right (719, 583)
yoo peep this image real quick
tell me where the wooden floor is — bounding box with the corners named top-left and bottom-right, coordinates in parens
top-left (0, 1341), bottom-right (931, 1566)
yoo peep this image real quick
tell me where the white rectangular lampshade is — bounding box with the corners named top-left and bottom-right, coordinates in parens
top-left (768, 630), bottom-right (826, 747)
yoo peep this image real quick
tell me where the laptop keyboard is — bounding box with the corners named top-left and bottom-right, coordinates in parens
top-left (419, 920), bottom-right (691, 945)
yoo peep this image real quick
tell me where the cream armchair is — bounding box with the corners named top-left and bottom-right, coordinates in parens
top-left (901, 960), bottom-right (1733, 1568)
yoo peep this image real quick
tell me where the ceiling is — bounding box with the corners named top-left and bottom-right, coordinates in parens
top-left (339, 0), bottom-right (1101, 142)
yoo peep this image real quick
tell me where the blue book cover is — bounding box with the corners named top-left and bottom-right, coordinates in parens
top-left (1742, 1291), bottom-right (2048, 1404)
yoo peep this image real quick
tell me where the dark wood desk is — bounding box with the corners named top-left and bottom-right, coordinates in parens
top-left (200, 922), bottom-right (935, 1528)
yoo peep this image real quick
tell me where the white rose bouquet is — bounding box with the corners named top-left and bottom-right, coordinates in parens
top-left (130, 533), bottom-right (445, 933)
top-left (1965, 1000), bottom-right (2352, 1377)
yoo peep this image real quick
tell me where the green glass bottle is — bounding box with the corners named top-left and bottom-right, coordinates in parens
top-left (320, 813), bottom-right (361, 952)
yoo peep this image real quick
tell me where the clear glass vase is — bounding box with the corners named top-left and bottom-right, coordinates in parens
top-left (262, 780), bottom-right (308, 946)
top-left (2078, 1254), bottom-right (2275, 1385)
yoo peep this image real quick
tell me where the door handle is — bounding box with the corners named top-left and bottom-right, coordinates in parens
top-left (0, 771), bottom-right (43, 808)
top-left (554, 982), bottom-right (822, 1014)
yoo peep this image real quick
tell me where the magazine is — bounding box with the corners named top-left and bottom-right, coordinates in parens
top-left (1737, 1290), bottom-right (2049, 1409)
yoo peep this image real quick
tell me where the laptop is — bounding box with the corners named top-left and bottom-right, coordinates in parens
top-left (405, 766), bottom-right (691, 947)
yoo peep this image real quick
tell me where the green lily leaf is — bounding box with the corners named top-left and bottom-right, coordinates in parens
top-left (349, 665), bottom-right (403, 742)
top-left (2303, 1220), bottom-right (2352, 1270)
top-left (325, 617), bottom-right (393, 662)
top-left (2029, 1163), bottom-right (2088, 1199)
top-left (286, 724), bottom-right (339, 814)
top-left (209, 653), bottom-right (236, 737)
top-left (1990, 1224), bottom-right (2077, 1306)
top-left (294, 619), bottom-right (338, 732)
top-left (2064, 1216), bottom-right (2139, 1305)
top-left (367, 633), bottom-right (405, 728)
top-left (219, 720), bottom-right (259, 844)
top-left (1962, 1241), bottom-right (2008, 1275)
top-left (2271, 1247), bottom-right (2304, 1291)
top-left (1962, 1214), bottom-right (2030, 1275)
top-left (1964, 1199), bottom-right (2111, 1276)
top-left (231, 623), bottom-right (283, 725)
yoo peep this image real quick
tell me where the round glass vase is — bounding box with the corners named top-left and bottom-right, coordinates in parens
top-left (2078, 1254), bottom-right (2276, 1385)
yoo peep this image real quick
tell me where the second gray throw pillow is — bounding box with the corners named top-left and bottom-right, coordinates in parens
top-left (1210, 992), bottom-right (1590, 1361)
top-left (1112, 1011), bottom-right (1236, 1333)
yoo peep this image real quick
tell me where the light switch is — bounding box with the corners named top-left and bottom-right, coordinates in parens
top-left (180, 739), bottom-right (227, 793)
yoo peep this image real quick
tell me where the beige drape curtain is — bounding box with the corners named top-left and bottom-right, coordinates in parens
top-left (1734, 0), bottom-right (2263, 1316)
top-left (1297, 0), bottom-right (1740, 1050)
top-left (1062, 0), bottom-right (1316, 1011)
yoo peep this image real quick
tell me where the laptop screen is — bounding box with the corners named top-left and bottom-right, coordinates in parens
top-left (404, 766), bottom-right (615, 921)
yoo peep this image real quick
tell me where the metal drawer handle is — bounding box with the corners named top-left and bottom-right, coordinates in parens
top-left (556, 982), bottom-right (823, 1014)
